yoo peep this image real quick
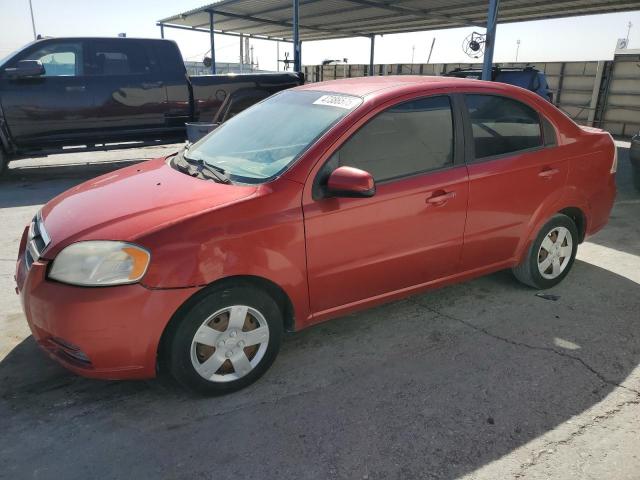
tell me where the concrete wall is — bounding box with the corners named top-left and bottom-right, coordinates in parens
top-left (303, 54), bottom-right (640, 138)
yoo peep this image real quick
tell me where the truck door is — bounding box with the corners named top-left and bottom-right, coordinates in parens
top-left (153, 40), bottom-right (192, 130)
top-left (84, 39), bottom-right (166, 138)
top-left (0, 39), bottom-right (94, 149)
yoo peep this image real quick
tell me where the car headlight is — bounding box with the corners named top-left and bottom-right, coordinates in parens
top-left (48, 241), bottom-right (151, 286)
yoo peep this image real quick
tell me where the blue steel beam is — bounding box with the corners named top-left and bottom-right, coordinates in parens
top-left (482, 0), bottom-right (500, 81)
top-left (293, 0), bottom-right (301, 72)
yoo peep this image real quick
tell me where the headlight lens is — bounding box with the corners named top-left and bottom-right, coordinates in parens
top-left (48, 241), bottom-right (151, 286)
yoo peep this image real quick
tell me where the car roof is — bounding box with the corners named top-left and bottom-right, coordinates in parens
top-left (294, 75), bottom-right (501, 98)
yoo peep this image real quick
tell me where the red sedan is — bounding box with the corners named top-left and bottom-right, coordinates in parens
top-left (16, 76), bottom-right (617, 394)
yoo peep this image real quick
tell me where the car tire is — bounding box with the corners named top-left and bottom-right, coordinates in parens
top-left (167, 283), bottom-right (283, 395)
top-left (512, 214), bottom-right (579, 289)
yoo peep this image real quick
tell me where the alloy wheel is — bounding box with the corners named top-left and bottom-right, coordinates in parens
top-left (190, 305), bottom-right (270, 383)
top-left (537, 226), bottom-right (573, 280)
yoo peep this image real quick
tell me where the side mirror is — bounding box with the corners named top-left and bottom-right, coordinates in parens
top-left (5, 60), bottom-right (45, 78)
top-left (326, 166), bottom-right (375, 198)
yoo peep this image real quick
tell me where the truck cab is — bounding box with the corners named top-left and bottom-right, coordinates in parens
top-left (0, 37), bottom-right (303, 174)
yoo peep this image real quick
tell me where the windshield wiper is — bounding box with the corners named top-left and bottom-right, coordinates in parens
top-left (173, 151), bottom-right (231, 184)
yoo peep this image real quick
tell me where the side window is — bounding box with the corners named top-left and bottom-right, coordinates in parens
top-left (542, 116), bottom-right (557, 147)
top-left (336, 96), bottom-right (454, 182)
top-left (18, 42), bottom-right (83, 77)
top-left (465, 94), bottom-right (542, 159)
top-left (87, 41), bottom-right (153, 76)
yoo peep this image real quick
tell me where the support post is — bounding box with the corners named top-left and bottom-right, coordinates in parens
top-left (481, 0), bottom-right (500, 81)
top-left (28, 0), bottom-right (37, 40)
top-left (159, 23), bottom-right (165, 39)
top-left (209, 10), bottom-right (216, 75)
top-left (293, 0), bottom-right (301, 72)
top-left (369, 35), bottom-right (375, 76)
top-left (239, 34), bottom-right (244, 73)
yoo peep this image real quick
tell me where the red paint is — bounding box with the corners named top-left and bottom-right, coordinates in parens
top-left (16, 76), bottom-right (616, 380)
top-left (326, 166), bottom-right (375, 196)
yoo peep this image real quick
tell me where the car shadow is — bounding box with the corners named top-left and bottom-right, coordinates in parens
top-left (1, 259), bottom-right (638, 479)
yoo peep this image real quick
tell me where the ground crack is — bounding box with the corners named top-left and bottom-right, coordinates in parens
top-left (411, 299), bottom-right (640, 397)
top-left (514, 397), bottom-right (640, 478)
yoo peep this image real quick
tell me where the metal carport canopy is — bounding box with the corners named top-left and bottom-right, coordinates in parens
top-left (158, 0), bottom-right (640, 75)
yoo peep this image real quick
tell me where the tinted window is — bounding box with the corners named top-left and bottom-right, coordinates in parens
top-left (18, 42), bottom-right (83, 77)
top-left (465, 94), bottom-right (542, 159)
top-left (154, 41), bottom-right (185, 78)
top-left (336, 96), bottom-right (454, 182)
top-left (542, 116), bottom-right (557, 147)
top-left (88, 41), bottom-right (152, 75)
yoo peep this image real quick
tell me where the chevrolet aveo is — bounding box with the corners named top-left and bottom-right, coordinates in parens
top-left (16, 76), bottom-right (617, 395)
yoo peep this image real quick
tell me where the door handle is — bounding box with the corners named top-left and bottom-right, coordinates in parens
top-left (65, 85), bottom-right (86, 92)
top-left (538, 168), bottom-right (560, 179)
top-left (426, 191), bottom-right (456, 206)
top-left (141, 81), bottom-right (163, 89)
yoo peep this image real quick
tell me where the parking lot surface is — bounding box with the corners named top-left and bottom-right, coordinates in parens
top-left (1, 143), bottom-right (639, 480)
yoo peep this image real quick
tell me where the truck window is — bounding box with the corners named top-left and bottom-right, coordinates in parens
top-left (87, 41), bottom-right (153, 76)
top-left (15, 42), bottom-right (83, 77)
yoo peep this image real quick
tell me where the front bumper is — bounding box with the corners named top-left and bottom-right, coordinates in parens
top-left (16, 254), bottom-right (201, 380)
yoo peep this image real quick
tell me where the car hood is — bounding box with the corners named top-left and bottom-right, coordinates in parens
top-left (40, 158), bottom-right (258, 258)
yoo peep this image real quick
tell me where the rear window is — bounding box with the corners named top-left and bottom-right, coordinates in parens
top-left (465, 94), bottom-right (542, 159)
top-left (87, 40), bottom-right (153, 76)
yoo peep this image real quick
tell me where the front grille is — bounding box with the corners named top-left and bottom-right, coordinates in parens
top-left (25, 211), bottom-right (51, 269)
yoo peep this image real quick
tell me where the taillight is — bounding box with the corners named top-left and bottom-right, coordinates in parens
top-left (607, 133), bottom-right (618, 174)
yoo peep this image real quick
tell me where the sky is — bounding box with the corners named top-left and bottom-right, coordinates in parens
top-left (0, 0), bottom-right (639, 71)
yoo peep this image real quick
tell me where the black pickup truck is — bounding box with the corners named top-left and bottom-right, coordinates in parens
top-left (0, 37), bottom-right (303, 174)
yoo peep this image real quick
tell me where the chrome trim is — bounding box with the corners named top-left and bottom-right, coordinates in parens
top-left (24, 211), bottom-right (51, 269)
top-left (36, 211), bottom-right (51, 249)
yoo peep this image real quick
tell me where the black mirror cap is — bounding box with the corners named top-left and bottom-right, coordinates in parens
top-left (6, 60), bottom-right (45, 78)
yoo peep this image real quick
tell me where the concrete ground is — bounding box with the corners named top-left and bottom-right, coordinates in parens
top-left (0, 143), bottom-right (638, 480)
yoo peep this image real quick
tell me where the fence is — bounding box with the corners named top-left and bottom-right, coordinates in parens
top-left (304, 52), bottom-right (640, 138)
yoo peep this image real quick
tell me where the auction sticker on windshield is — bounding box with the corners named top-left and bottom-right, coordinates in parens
top-left (313, 94), bottom-right (361, 110)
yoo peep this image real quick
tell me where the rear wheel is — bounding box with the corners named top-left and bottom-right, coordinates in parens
top-left (513, 214), bottom-right (579, 289)
top-left (166, 283), bottom-right (283, 395)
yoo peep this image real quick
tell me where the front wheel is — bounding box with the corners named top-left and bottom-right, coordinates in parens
top-left (166, 284), bottom-right (283, 395)
top-left (512, 214), bottom-right (579, 289)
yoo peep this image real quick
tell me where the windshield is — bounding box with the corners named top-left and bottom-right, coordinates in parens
top-left (187, 90), bottom-right (362, 184)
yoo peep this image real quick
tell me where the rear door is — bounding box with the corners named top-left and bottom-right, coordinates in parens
top-left (84, 39), bottom-right (166, 136)
top-left (460, 93), bottom-right (567, 271)
top-left (0, 39), bottom-right (94, 148)
top-left (303, 95), bottom-right (469, 315)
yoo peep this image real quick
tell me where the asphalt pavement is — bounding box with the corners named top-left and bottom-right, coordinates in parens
top-left (0, 142), bottom-right (638, 480)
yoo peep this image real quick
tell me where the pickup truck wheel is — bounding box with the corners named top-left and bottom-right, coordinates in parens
top-left (512, 214), bottom-right (579, 289)
top-left (167, 284), bottom-right (283, 395)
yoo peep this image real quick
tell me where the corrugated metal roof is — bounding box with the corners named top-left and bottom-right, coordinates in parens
top-left (158, 0), bottom-right (640, 42)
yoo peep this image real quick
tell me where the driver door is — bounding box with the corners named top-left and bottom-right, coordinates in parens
top-left (0, 40), bottom-right (94, 148)
top-left (303, 95), bottom-right (469, 316)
